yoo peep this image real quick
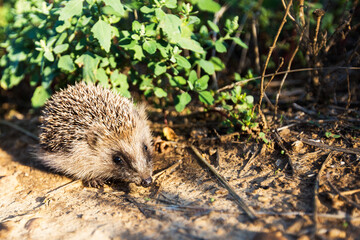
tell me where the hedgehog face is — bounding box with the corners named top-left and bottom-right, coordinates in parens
top-left (86, 117), bottom-right (154, 187)
top-left (110, 137), bottom-right (153, 187)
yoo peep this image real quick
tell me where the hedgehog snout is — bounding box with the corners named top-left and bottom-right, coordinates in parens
top-left (140, 177), bottom-right (152, 187)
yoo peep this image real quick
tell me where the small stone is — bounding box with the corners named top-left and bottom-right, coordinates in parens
top-left (328, 228), bottom-right (346, 238)
top-left (286, 220), bottom-right (303, 234)
top-left (292, 140), bottom-right (303, 152)
top-left (297, 235), bottom-right (310, 240)
top-left (163, 127), bottom-right (178, 141)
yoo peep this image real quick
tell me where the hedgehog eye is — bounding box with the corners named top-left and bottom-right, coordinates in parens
top-left (144, 145), bottom-right (148, 151)
top-left (113, 156), bottom-right (124, 165)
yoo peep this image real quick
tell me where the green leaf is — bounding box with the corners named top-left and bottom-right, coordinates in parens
top-left (59, 0), bottom-right (84, 21)
top-left (31, 86), bottom-right (51, 108)
top-left (111, 70), bottom-right (130, 98)
top-left (196, 75), bottom-right (209, 91)
top-left (164, 0), bottom-right (177, 8)
top-left (91, 19), bottom-right (112, 53)
top-left (154, 62), bottom-right (167, 76)
top-left (143, 40), bottom-right (157, 54)
top-left (198, 0), bottom-right (221, 13)
top-left (132, 21), bottom-right (142, 32)
top-left (44, 50), bottom-right (54, 62)
top-left (75, 53), bottom-right (100, 83)
top-left (325, 132), bottom-right (341, 139)
top-left (210, 57), bottom-right (225, 71)
top-left (104, 0), bottom-right (125, 16)
top-left (175, 92), bottom-right (191, 112)
top-left (56, 21), bottom-right (71, 32)
top-left (41, 67), bottom-right (54, 89)
top-left (53, 44), bottom-right (69, 54)
top-left (199, 59), bottom-right (214, 75)
top-left (188, 70), bottom-right (198, 89)
top-left (140, 6), bottom-right (154, 13)
top-left (245, 95), bottom-right (254, 104)
top-left (259, 132), bottom-right (269, 144)
top-left (154, 87), bottom-right (167, 98)
top-left (207, 20), bottom-right (219, 33)
top-left (188, 16), bottom-right (201, 25)
top-left (174, 55), bottom-right (191, 69)
top-left (133, 45), bottom-right (145, 60)
top-left (198, 91), bottom-right (214, 105)
top-left (215, 40), bottom-right (227, 53)
top-left (155, 8), bottom-right (166, 21)
top-left (178, 38), bottom-right (205, 54)
top-left (159, 14), bottom-right (181, 42)
top-left (118, 38), bottom-right (136, 49)
top-left (55, 32), bottom-right (68, 46)
top-left (58, 55), bottom-right (75, 72)
top-left (0, 68), bottom-right (24, 89)
top-left (170, 76), bottom-right (186, 87)
top-left (95, 68), bottom-right (109, 87)
top-left (232, 37), bottom-right (248, 49)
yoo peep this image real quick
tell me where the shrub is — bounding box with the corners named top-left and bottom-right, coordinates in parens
top-left (1, 0), bottom-right (258, 131)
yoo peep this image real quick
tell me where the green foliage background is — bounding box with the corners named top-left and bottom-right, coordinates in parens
top-left (0, 0), bottom-right (246, 110)
top-left (1, 0), bottom-right (356, 133)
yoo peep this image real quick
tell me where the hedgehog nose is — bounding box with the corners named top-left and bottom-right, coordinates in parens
top-left (141, 177), bottom-right (152, 187)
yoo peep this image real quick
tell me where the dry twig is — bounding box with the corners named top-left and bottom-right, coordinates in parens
top-left (0, 120), bottom-right (38, 141)
top-left (274, 28), bottom-right (305, 117)
top-left (258, 0), bottom-right (293, 129)
top-left (189, 145), bottom-right (257, 220)
top-left (327, 173), bottom-right (360, 210)
top-left (238, 144), bottom-right (262, 177)
top-left (301, 138), bottom-right (360, 155)
top-left (216, 66), bottom-right (360, 93)
top-left (273, 131), bottom-right (295, 173)
top-left (313, 152), bottom-right (334, 237)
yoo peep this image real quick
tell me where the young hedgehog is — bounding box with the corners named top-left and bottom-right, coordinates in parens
top-left (37, 82), bottom-right (153, 187)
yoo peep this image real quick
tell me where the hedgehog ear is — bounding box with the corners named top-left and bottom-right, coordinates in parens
top-left (136, 102), bottom-right (148, 120)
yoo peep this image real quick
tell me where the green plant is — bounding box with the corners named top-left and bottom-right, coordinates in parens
top-left (258, 131), bottom-right (269, 144)
top-left (325, 131), bottom-right (340, 139)
top-left (216, 83), bottom-right (257, 132)
top-left (0, 0), bottom-right (248, 110)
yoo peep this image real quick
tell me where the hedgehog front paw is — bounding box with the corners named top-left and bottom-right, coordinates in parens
top-left (82, 179), bottom-right (105, 188)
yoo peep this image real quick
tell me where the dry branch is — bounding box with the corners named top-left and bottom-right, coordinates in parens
top-left (274, 28), bottom-right (305, 117)
top-left (313, 152), bottom-right (333, 237)
top-left (301, 138), bottom-right (360, 155)
top-left (0, 120), bottom-right (39, 141)
top-left (327, 173), bottom-right (360, 210)
top-left (258, 0), bottom-right (293, 128)
top-left (189, 145), bottom-right (257, 221)
top-left (217, 66), bottom-right (360, 93)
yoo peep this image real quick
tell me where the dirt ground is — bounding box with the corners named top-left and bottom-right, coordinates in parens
top-left (0, 102), bottom-right (360, 240)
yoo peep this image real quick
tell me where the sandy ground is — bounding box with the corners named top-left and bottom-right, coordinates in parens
top-left (0, 113), bottom-right (359, 240)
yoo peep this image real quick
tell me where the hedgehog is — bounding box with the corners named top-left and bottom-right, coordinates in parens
top-left (37, 82), bottom-right (153, 187)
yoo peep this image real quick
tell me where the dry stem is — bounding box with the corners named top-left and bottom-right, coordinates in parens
top-left (299, 0), bottom-right (305, 27)
top-left (313, 152), bottom-right (333, 237)
top-left (327, 173), bottom-right (360, 210)
top-left (189, 145), bottom-right (257, 221)
top-left (216, 66), bottom-right (360, 93)
top-left (274, 28), bottom-right (305, 117)
top-left (257, 0), bottom-right (293, 128)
